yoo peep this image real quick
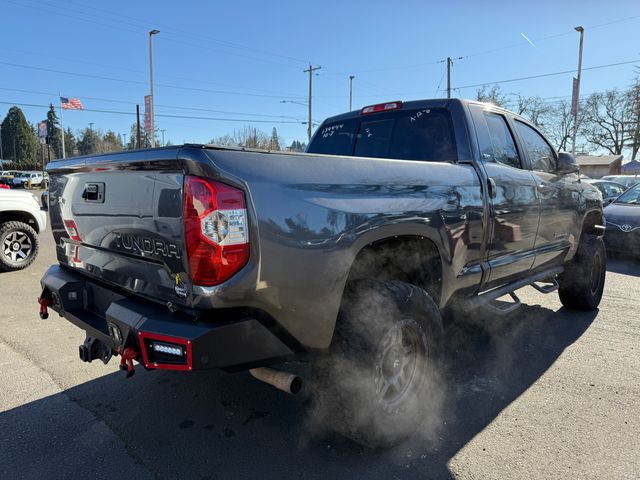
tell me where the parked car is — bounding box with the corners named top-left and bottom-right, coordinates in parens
top-left (0, 170), bottom-right (19, 185)
top-left (583, 180), bottom-right (627, 205)
top-left (11, 171), bottom-right (47, 189)
top-left (39, 98), bottom-right (605, 448)
top-left (604, 182), bottom-right (640, 257)
top-left (601, 175), bottom-right (640, 189)
top-left (0, 187), bottom-right (47, 270)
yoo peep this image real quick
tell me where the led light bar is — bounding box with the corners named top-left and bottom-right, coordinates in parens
top-left (152, 342), bottom-right (183, 356)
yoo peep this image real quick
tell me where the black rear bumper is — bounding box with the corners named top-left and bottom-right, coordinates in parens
top-left (40, 265), bottom-right (295, 371)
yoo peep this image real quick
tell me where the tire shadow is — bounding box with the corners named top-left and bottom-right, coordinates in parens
top-left (0, 303), bottom-right (597, 480)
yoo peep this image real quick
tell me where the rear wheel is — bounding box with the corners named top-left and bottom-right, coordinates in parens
top-left (558, 234), bottom-right (606, 310)
top-left (310, 280), bottom-right (444, 448)
top-left (0, 221), bottom-right (39, 271)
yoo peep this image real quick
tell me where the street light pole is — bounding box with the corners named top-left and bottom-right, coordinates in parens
top-left (349, 75), bottom-right (355, 111)
top-left (446, 57), bottom-right (452, 99)
top-left (304, 64), bottom-right (321, 141)
top-left (148, 29), bottom-right (160, 148)
top-left (571, 26), bottom-right (584, 155)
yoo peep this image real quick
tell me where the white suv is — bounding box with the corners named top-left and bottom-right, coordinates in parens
top-left (12, 171), bottom-right (47, 188)
top-left (0, 189), bottom-right (47, 270)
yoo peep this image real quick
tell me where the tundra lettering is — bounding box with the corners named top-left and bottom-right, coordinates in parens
top-left (114, 232), bottom-right (181, 259)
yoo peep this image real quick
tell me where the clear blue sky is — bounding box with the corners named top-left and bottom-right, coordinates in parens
top-left (1, 0), bottom-right (639, 147)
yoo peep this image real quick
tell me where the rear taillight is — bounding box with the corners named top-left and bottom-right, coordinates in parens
top-left (63, 219), bottom-right (82, 242)
top-left (183, 176), bottom-right (249, 286)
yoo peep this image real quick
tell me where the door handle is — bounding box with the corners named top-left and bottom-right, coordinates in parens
top-left (487, 177), bottom-right (497, 199)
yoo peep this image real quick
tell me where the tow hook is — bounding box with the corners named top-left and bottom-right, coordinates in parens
top-left (118, 347), bottom-right (138, 378)
top-left (38, 297), bottom-right (49, 320)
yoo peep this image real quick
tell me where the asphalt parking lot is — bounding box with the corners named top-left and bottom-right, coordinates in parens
top-left (1, 232), bottom-right (638, 480)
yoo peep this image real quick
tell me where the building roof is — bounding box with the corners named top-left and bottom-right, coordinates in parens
top-left (575, 154), bottom-right (623, 166)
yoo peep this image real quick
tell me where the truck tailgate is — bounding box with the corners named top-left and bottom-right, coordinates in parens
top-left (47, 150), bottom-right (190, 307)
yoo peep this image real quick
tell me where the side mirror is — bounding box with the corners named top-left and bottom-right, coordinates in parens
top-left (557, 152), bottom-right (580, 174)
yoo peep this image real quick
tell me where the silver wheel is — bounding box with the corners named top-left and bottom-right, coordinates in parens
top-left (375, 319), bottom-right (428, 413)
top-left (0, 221), bottom-right (39, 271)
top-left (3, 231), bottom-right (33, 264)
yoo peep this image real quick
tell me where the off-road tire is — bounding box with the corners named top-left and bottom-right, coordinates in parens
top-left (558, 234), bottom-right (606, 310)
top-left (0, 221), bottom-right (39, 271)
top-left (310, 280), bottom-right (444, 448)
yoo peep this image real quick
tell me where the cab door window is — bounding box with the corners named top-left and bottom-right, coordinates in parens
top-left (514, 120), bottom-right (557, 172)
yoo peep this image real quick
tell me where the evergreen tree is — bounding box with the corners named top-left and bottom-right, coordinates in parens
top-left (288, 139), bottom-right (306, 152)
top-left (102, 130), bottom-right (123, 152)
top-left (269, 127), bottom-right (281, 150)
top-left (77, 127), bottom-right (102, 155)
top-left (0, 106), bottom-right (38, 168)
top-left (64, 127), bottom-right (77, 157)
top-left (46, 104), bottom-right (63, 159)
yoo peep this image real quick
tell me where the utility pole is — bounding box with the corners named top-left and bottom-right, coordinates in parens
top-left (136, 104), bottom-right (142, 149)
top-left (571, 26), bottom-right (584, 155)
top-left (160, 129), bottom-right (166, 147)
top-left (148, 29), bottom-right (160, 148)
top-left (0, 125), bottom-right (3, 161)
top-left (304, 64), bottom-right (321, 140)
top-left (88, 122), bottom-right (94, 132)
top-left (446, 57), bottom-right (452, 99)
top-left (349, 75), bottom-right (355, 111)
top-left (122, 133), bottom-right (128, 149)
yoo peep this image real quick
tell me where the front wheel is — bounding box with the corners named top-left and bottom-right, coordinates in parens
top-left (558, 234), bottom-right (606, 310)
top-left (0, 221), bottom-right (39, 271)
top-left (310, 280), bottom-right (444, 448)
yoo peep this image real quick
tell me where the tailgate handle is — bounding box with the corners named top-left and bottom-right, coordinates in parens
top-left (82, 183), bottom-right (105, 203)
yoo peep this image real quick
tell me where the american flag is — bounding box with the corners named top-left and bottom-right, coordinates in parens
top-left (60, 97), bottom-right (84, 110)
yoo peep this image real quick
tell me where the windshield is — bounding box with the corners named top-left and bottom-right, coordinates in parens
top-left (614, 183), bottom-right (640, 204)
top-left (307, 107), bottom-right (457, 162)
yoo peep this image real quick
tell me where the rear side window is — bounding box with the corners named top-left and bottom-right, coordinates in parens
top-left (388, 109), bottom-right (457, 161)
top-left (307, 108), bottom-right (457, 162)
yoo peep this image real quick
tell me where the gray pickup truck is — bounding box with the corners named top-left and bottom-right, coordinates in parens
top-left (39, 98), bottom-right (605, 447)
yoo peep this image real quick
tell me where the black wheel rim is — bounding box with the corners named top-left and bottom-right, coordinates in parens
top-left (2, 230), bottom-right (33, 264)
top-left (375, 318), bottom-right (427, 411)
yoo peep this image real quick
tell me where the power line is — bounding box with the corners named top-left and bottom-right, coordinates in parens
top-left (316, 59), bottom-right (640, 99)
top-left (0, 61), bottom-right (307, 100)
top-left (453, 59), bottom-right (640, 91)
top-left (0, 100), bottom-right (308, 125)
top-left (0, 47), bottom-right (313, 98)
top-left (0, 86), bottom-right (310, 122)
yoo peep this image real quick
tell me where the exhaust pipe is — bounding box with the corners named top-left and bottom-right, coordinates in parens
top-left (249, 367), bottom-right (302, 395)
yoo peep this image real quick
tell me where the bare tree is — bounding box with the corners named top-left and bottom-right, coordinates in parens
top-left (514, 95), bottom-right (551, 127)
top-left (541, 99), bottom-right (586, 152)
top-left (210, 125), bottom-right (271, 149)
top-left (581, 89), bottom-right (635, 155)
top-left (475, 85), bottom-right (507, 107)
top-left (628, 79), bottom-right (640, 159)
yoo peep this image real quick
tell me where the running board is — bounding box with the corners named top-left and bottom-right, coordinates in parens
top-left (465, 267), bottom-right (564, 311)
top-left (531, 278), bottom-right (559, 294)
top-left (483, 291), bottom-right (522, 315)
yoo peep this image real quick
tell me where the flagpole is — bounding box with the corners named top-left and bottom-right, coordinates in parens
top-left (59, 94), bottom-right (66, 159)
